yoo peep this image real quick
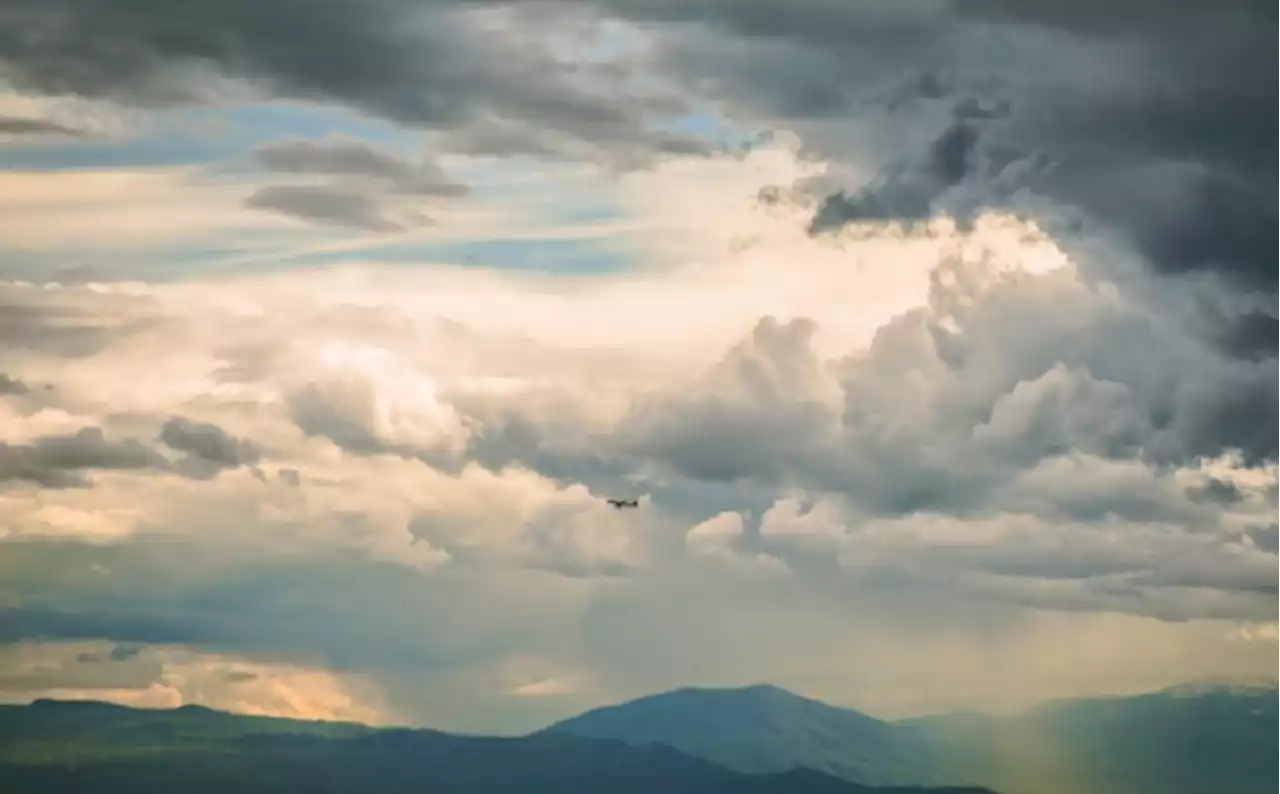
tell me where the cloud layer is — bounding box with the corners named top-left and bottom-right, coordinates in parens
top-left (0, 0), bottom-right (1275, 732)
top-left (1, 144), bottom-right (1275, 728)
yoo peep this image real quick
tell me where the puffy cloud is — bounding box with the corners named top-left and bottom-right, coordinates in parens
top-left (0, 138), bottom-right (1274, 732)
top-left (685, 511), bottom-right (790, 579)
top-left (158, 416), bottom-right (261, 480)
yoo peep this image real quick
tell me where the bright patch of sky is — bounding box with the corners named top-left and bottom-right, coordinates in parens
top-left (0, 99), bottom-right (662, 280)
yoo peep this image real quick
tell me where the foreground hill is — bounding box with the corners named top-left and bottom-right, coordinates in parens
top-left (0, 700), bottom-right (994, 794)
top-left (545, 683), bottom-right (1279, 794)
top-left (544, 683), bottom-right (948, 787)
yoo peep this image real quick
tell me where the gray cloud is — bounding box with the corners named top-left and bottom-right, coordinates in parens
top-left (0, 416), bottom-right (263, 489)
top-left (601, 0), bottom-right (1277, 357)
top-left (623, 316), bottom-right (840, 485)
top-left (0, 373), bottom-right (30, 395)
top-left (1186, 478), bottom-right (1245, 506)
top-left (246, 135), bottom-right (470, 230)
top-left (254, 135), bottom-right (470, 197)
top-left (245, 183), bottom-right (428, 232)
top-left (158, 416), bottom-right (260, 480)
top-left (0, 0), bottom-right (704, 165)
top-left (0, 427), bottom-right (169, 488)
top-left (0, 291), bottom-right (160, 359)
top-left (0, 539), bottom-right (578, 677)
top-left (0, 115), bottom-right (86, 136)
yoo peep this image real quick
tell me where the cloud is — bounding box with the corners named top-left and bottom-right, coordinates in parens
top-left (0, 127), bottom-right (1274, 732)
top-left (0, 426), bottom-right (168, 488)
top-left (0, 169), bottom-right (296, 270)
top-left (0, 115), bottom-right (86, 137)
top-left (245, 183), bottom-right (427, 232)
top-left (0, 374), bottom-right (30, 395)
top-left (246, 135), bottom-right (471, 231)
top-left (158, 416), bottom-right (260, 480)
top-left (0, 0), bottom-right (705, 165)
top-left (598, 0), bottom-right (1277, 345)
top-left (685, 511), bottom-right (790, 579)
top-left (253, 135), bottom-right (469, 197)
top-left (0, 640), bottom-right (392, 724)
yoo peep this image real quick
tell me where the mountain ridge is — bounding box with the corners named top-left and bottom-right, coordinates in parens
top-left (0, 698), bottom-right (995, 794)
top-left (545, 681), bottom-right (1279, 794)
top-left (543, 684), bottom-right (948, 787)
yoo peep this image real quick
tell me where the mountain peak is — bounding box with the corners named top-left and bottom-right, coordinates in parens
top-left (664, 683), bottom-right (811, 704)
top-left (544, 683), bottom-right (936, 787)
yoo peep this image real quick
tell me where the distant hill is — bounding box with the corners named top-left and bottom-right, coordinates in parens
top-left (546, 682), bottom-right (1279, 794)
top-left (902, 683), bottom-right (1280, 794)
top-left (0, 699), bottom-right (372, 759)
top-left (0, 699), bottom-right (995, 794)
top-left (543, 683), bottom-right (950, 787)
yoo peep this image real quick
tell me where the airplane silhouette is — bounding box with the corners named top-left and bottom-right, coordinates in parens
top-left (606, 498), bottom-right (639, 509)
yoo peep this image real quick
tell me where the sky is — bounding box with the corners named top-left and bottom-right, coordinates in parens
top-left (0, 0), bottom-right (1276, 734)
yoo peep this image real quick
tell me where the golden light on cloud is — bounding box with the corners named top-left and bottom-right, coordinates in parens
top-left (0, 641), bottom-right (396, 725)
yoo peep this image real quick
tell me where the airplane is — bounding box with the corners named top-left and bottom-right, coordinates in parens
top-left (606, 498), bottom-right (640, 509)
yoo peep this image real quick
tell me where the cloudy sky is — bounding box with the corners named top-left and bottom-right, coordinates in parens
top-left (0, 0), bottom-right (1276, 734)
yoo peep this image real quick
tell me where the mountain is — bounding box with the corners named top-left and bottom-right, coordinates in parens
top-left (544, 683), bottom-right (950, 787)
top-left (0, 699), bottom-right (995, 794)
top-left (903, 683), bottom-right (1280, 794)
top-left (546, 683), bottom-right (1279, 794)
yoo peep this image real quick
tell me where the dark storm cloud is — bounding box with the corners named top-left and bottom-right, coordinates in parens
top-left (0, 427), bottom-right (169, 488)
top-left (955, 0), bottom-right (1275, 36)
top-left (577, 0), bottom-right (1277, 293)
top-left (582, 0), bottom-right (950, 47)
top-left (0, 0), bottom-right (702, 163)
top-left (158, 416), bottom-right (260, 480)
top-left (1215, 310), bottom-right (1279, 362)
top-left (970, 8), bottom-right (1275, 289)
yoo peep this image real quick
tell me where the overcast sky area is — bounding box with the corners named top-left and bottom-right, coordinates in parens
top-left (0, 0), bottom-right (1276, 734)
